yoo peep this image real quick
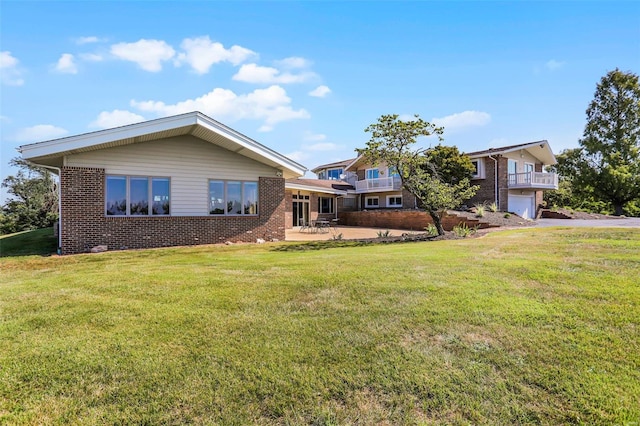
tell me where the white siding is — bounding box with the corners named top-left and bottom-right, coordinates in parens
top-left (65, 135), bottom-right (278, 216)
top-left (504, 152), bottom-right (540, 171)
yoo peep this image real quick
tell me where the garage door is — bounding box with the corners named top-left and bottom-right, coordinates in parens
top-left (508, 195), bottom-right (535, 219)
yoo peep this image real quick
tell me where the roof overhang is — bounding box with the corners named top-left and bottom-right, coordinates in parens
top-left (468, 140), bottom-right (556, 165)
top-left (285, 181), bottom-right (350, 195)
top-left (344, 155), bottom-right (365, 172)
top-left (18, 111), bottom-right (307, 179)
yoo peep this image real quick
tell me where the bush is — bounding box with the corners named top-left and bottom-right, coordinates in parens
top-left (503, 213), bottom-right (511, 219)
top-left (452, 223), bottom-right (477, 237)
top-left (488, 202), bottom-right (499, 213)
top-left (474, 203), bottom-right (485, 218)
top-left (425, 223), bottom-right (438, 236)
top-left (376, 230), bottom-right (391, 238)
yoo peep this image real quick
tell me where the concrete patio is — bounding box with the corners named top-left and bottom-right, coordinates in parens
top-left (285, 226), bottom-right (415, 241)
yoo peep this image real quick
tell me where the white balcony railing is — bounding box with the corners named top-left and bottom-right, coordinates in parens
top-left (354, 177), bottom-right (402, 193)
top-left (508, 172), bottom-right (558, 189)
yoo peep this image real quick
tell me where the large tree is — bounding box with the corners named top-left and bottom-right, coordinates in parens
top-left (1, 158), bottom-right (59, 234)
top-left (556, 69), bottom-right (640, 215)
top-left (358, 114), bottom-right (478, 235)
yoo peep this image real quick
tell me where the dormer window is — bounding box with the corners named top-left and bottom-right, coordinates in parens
top-left (326, 168), bottom-right (343, 180)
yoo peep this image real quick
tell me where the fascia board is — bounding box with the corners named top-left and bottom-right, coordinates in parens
top-left (284, 182), bottom-right (347, 195)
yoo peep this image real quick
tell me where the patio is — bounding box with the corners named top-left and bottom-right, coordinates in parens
top-left (285, 225), bottom-right (415, 241)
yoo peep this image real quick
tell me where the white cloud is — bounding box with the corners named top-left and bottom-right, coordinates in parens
top-left (0, 51), bottom-right (25, 86)
top-left (307, 142), bottom-right (340, 151)
top-left (303, 131), bottom-right (327, 142)
top-left (233, 63), bottom-right (315, 84)
top-left (275, 56), bottom-right (311, 69)
top-left (89, 110), bottom-right (146, 129)
top-left (175, 36), bottom-right (255, 74)
top-left (285, 150), bottom-right (311, 163)
top-left (545, 59), bottom-right (565, 71)
top-left (13, 125), bottom-right (68, 142)
top-left (131, 85), bottom-right (309, 131)
top-left (433, 110), bottom-right (491, 131)
top-left (80, 53), bottom-right (104, 62)
top-left (309, 85), bottom-right (331, 98)
top-left (110, 39), bottom-right (176, 72)
top-left (0, 115), bottom-right (10, 122)
top-left (54, 53), bottom-right (78, 74)
top-left (75, 36), bottom-right (105, 45)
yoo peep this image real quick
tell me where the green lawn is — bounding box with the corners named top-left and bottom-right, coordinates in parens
top-left (0, 227), bottom-right (57, 257)
top-left (1, 228), bottom-right (639, 425)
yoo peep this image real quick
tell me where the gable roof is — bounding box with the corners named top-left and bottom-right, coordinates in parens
top-left (285, 178), bottom-right (354, 195)
top-left (310, 158), bottom-right (357, 174)
top-left (18, 111), bottom-right (307, 179)
top-left (466, 140), bottom-right (556, 165)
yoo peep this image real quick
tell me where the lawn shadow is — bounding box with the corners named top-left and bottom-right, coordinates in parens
top-left (0, 228), bottom-right (57, 257)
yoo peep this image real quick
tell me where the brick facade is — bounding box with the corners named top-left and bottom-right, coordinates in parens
top-left (60, 167), bottom-right (285, 254)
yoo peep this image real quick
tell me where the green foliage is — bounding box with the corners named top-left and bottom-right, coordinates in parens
top-left (488, 202), bottom-right (499, 213)
top-left (0, 227), bottom-right (57, 257)
top-left (376, 229), bottom-right (391, 238)
top-left (358, 114), bottom-right (479, 236)
top-left (552, 69), bottom-right (640, 216)
top-left (452, 222), bottom-right (477, 237)
top-left (503, 212), bottom-right (511, 218)
top-left (424, 223), bottom-right (438, 236)
top-left (1, 158), bottom-right (59, 234)
top-left (474, 203), bottom-right (486, 217)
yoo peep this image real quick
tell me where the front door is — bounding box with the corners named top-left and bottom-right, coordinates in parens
top-left (292, 195), bottom-right (310, 226)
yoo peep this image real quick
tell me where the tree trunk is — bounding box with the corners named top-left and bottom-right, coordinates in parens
top-left (428, 210), bottom-right (446, 236)
top-left (613, 202), bottom-right (624, 216)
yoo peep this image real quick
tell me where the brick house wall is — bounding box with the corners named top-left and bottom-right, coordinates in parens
top-left (467, 156), bottom-right (509, 211)
top-left (60, 166), bottom-right (285, 254)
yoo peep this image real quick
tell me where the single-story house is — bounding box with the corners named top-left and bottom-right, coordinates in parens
top-left (19, 112), bottom-right (306, 254)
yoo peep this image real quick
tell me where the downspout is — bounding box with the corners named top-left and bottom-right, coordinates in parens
top-left (24, 160), bottom-right (62, 254)
top-left (488, 154), bottom-right (498, 207)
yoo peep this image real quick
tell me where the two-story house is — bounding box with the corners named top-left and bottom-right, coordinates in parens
top-left (305, 140), bottom-right (558, 222)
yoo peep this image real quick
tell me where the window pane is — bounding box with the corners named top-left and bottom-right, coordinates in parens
top-left (327, 169), bottom-right (343, 180)
top-left (227, 181), bottom-right (242, 214)
top-left (129, 177), bottom-right (149, 215)
top-left (366, 169), bottom-right (379, 179)
top-left (106, 176), bottom-right (127, 215)
top-left (244, 182), bottom-right (258, 215)
top-left (508, 160), bottom-right (517, 174)
top-left (208, 181), bottom-right (225, 214)
top-left (471, 161), bottom-right (479, 175)
top-left (152, 178), bottom-right (170, 215)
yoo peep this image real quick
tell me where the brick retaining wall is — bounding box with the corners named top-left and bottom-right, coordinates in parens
top-left (337, 209), bottom-right (490, 231)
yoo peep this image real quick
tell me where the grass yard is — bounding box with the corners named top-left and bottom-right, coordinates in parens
top-left (1, 228), bottom-right (639, 425)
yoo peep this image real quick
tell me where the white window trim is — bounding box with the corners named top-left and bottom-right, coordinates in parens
top-left (365, 196), bottom-right (379, 208)
top-left (325, 168), bottom-right (343, 180)
top-left (365, 168), bottom-right (380, 180)
top-left (318, 196), bottom-right (334, 214)
top-left (524, 162), bottom-right (535, 173)
top-left (386, 195), bottom-right (403, 208)
top-left (471, 159), bottom-right (485, 179)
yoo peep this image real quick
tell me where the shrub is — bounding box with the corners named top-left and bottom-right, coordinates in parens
top-left (376, 229), bottom-right (391, 238)
top-left (452, 223), bottom-right (477, 237)
top-left (331, 233), bottom-right (343, 241)
top-left (488, 202), bottom-right (499, 213)
top-left (474, 203), bottom-right (486, 218)
top-left (425, 223), bottom-right (438, 236)
top-left (503, 213), bottom-right (511, 218)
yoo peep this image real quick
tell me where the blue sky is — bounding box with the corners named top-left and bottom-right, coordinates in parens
top-left (1, 1), bottom-right (639, 197)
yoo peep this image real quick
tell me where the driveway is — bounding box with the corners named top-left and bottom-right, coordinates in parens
top-left (536, 218), bottom-right (640, 228)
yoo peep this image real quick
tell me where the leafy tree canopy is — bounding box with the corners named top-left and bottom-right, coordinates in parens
top-left (554, 69), bottom-right (640, 215)
top-left (1, 158), bottom-right (59, 234)
top-left (358, 114), bottom-right (478, 235)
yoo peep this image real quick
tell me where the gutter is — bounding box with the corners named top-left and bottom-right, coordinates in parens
top-left (488, 154), bottom-right (498, 206)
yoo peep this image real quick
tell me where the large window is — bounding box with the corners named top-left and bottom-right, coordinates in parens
top-left (209, 180), bottom-right (259, 215)
top-left (326, 168), bottom-right (343, 180)
top-left (319, 197), bottom-right (334, 214)
top-left (366, 168), bottom-right (379, 180)
top-left (106, 176), bottom-right (170, 216)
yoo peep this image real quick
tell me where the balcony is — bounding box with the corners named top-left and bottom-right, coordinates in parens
top-left (354, 177), bottom-right (402, 193)
top-left (508, 172), bottom-right (558, 190)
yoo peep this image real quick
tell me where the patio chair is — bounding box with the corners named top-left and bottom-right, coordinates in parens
top-left (299, 219), bottom-right (310, 233)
